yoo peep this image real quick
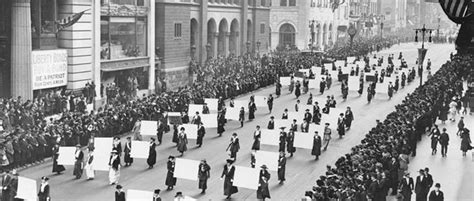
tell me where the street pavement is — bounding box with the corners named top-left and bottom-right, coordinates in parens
top-left (18, 43), bottom-right (459, 201)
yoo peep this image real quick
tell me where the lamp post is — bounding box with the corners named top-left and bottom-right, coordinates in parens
top-left (414, 24), bottom-right (434, 86)
top-left (190, 45), bottom-right (196, 61)
top-left (205, 43), bottom-right (211, 60)
top-left (246, 41), bottom-right (251, 54)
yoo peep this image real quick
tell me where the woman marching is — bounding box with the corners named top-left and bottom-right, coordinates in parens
top-left (251, 126), bottom-right (261, 151)
top-left (108, 150), bottom-right (120, 185)
top-left (177, 127), bottom-right (188, 156)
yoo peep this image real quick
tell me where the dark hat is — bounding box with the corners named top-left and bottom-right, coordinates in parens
top-left (325, 123), bottom-right (330, 125)
top-left (419, 169), bottom-right (425, 173)
top-left (41, 176), bottom-right (49, 181)
top-left (154, 189), bottom-right (161, 194)
top-left (260, 165), bottom-right (268, 169)
top-left (279, 127), bottom-right (286, 130)
top-left (305, 109), bottom-right (310, 111)
top-left (232, 133), bottom-right (238, 136)
top-left (226, 159), bottom-right (234, 164)
top-left (293, 119), bottom-right (297, 122)
top-left (76, 144), bottom-right (81, 147)
top-left (116, 185), bottom-right (123, 190)
top-left (434, 183), bottom-right (441, 188)
top-left (270, 116), bottom-right (274, 119)
top-left (175, 192), bottom-right (183, 197)
top-left (168, 155), bottom-right (175, 159)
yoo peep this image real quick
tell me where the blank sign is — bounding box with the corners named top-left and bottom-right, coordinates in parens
top-left (174, 158), bottom-right (199, 181)
top-left (233, 166), bottom-right (259, 190)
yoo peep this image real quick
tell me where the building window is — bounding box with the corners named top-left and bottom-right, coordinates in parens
top-left (289, 0), bottom-right (295, 6)
top-left (174, 23), bottom-right (182, 38)
top-left (261, 0), bottom-right (266, 6)
top-left (260, 23), bottom-right (265, 34)
top-left (279, 23), bottom-right (295, 48)
top-left (280, 0), bottom-right (287, 6)
top-left (101, 17), bottom-right (147, 60)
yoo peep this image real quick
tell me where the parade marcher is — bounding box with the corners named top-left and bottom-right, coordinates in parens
top-left (109, 150), bottom-right (120, 185)
top-left (165, 156), bottom-right (177, 190)
top-left (388, 81), bottom-right (394, 99)
top-left (251, 126), bottom-right (261, 151)
top-left (337, 113), bottom-right (346, 138)
top-left (367, 85), bottom-right (373, 103)
top-left (304, 109), bottom-right (312, 124)
top-left (123, 137), bottom-right (133, 166)
top-left (38, 176), bottom-right (50, 201)
top-left (439, 128), bottom-right (449, 157)
top-left (289, 77), bottom-right (295, 93)
top-left (277, 152), bottom-right (286, 184)
top-left (147, 138), bottom-right (157, 168)
top-left (153, 189), bottom-right (162, 201)
top-left (85, 148), bottom-right (95, 180)
top-left (177, 127), bottom-right (188, 156)
top-left (257, 165), bottom-right (271, 200)
top-left (300, 120), bottom-right (309, 133)
top-left (196, 123), bottom-right (206, 148)
top-left (267, 94), bottom-right (273, 113)
top-left (239, 107), bottom-right (245, 127)
top-left (311, 131), bottom-right (322, 160)
top-left (191, 111), bottom-right (202, 125)
top-left (198, 159), bottom-right (211, 194)
top-left (1, 170), bottom-right (17, 201)
top-left (319, 78), bottom-right (326, 94)
top-left (267, 116), bottom-right (275, 129)
top-left (287, 129), bottom-right (296, 156)
top-left (295, 80), bottom-right (301, 99)
top-left (428, 125), bottom-right (441, 155)
top-left (323, 123), bottom-right (331, 151)
top-left (282, 109), bottom-right (289, 119)
top-left (52, 144), bottom-right (65, 174)
top-left (217, 112), bottom-right (226, 137)
top-left (112, 137), bottom-right (122, 156)
top-left (415, 169), bottom-right (430, 201)
top-left (157, 121), bottom-right (165, 145)
top-left (312, 102), bottom-right (321, 124)
top-left (250, 150), bottom-right (256, 168)
top-left (399, 171), bottom-right (414, 201)
top-left (456, 116), bottom-right (465, 136)
top-left (221, 159), bottom-right (238, 199)
top-left (460, 128), bottom-right (472, 157)
top-left (344, 107), bottom-right (354, 130)
top-left (275, 80), bottom-right (281, 97)
top-left (358, 77), bottom-right (364, 96)
top-left (279, 127), bottom-right (287, 153)
top-left (249, 100), bottom-right (257, 121)
top-left (226, 133), bottom-right (240, 160)
top-left (428, 183), bottom-right (444, 201)
top-left (326, 74), bottom-right (332, 90)
top-left (115, 185), bottom-right (125, 201)
top-left (73, 144), bottom-right (84, 179)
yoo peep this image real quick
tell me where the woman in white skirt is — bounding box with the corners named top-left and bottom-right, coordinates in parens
top-left (109, 150), bottom-right (121, 185)
top-left (85, 148), bottom-right (95, 180)
top-left (449, 98), bottom-right (458, 121)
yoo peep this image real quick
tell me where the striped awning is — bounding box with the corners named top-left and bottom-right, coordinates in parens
top-left (439, 0), bottom-right (472, 23)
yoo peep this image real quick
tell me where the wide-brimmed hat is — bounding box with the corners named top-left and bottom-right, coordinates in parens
top-left (260, 165), bottom-right (268, 169)
top-left (226, 159), bottom-right (234, 164)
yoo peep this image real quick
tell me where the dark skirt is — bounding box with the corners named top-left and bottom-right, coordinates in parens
top-left (52, 157), bottom-right (65, 173)
top-left (251, 139), bottom-right (260, 150)
top-left (199, 178), bottom-right (208, 190)
top-left (124, 152), bottom-right (133, 164)
top-left (147, 151), bottom-right (157, 166)
top-left (73, 160), bottom-right (83, 178)
top-left (165, 171), bottom-right (177, 186)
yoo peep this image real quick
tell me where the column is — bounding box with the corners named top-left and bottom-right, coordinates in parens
top-left (224, 32), bottom-right (230, 56)
top-left (199, 0), bottom-right (208, 63)
top-left (92, 0), bottom-right (102, 106)
top-left (11, 0), bottom-right (32, 99)
top-left (213, 32), bottom-right (218, 58)
top-left (148, 0), bottom-right (155, 93)
top-left (235, 32), bottom-right (240, 56)
top-left (240, 0), bottom-right (248, 55)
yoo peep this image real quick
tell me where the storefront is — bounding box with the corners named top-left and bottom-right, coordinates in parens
top-left (99, 0), bottom-right (154, 97)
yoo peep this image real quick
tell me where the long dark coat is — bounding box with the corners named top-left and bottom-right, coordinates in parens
top-left (278, 156), bottom-right (286, 181)
top-left (251, 130), bottom-right (261, 150)
top-left (177, 133), bottom-right (188, 153)
top-left (221, 165), bottom-right (238, 196)
top-left (198, 163), bottom-right (211, 190)
top-left (147, 142), bottom-right (157, 166)
top-left (257, 170), bottom-right (271, 199)
top-left (124, 141), bottom-right (133, 164)
top-left (311, 135), bottom-right (322, 156)
top-left (165, 160), bottom-right (177, 186)
top-left (197, 126), bottom-right (206, 145)
top-left (286, 131), bottom-right (296, 154)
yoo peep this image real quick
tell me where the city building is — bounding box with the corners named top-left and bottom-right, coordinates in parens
top-left (269, 0), bottom-right (345, 51)
top-left (378, 0), bottom-right (407, 32)
top-left (155, 0), bottom-right (270, 89)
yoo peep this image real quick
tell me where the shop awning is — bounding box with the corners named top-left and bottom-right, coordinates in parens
top-left (101, 57), bottom-right (150, 72)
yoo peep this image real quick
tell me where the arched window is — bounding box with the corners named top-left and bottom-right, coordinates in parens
top-left (279, 23), bottom-right (295, 48)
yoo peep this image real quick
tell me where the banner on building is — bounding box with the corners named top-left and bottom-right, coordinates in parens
top-left (31, 50), bottom-right (68, 90)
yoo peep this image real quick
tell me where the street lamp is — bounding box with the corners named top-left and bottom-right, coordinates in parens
top-left (205, 43), bottom-right (211, 60)
top-left (190, 45), bottom-right (196, 60)
top-left (414, 24), bottom-right (434, 86)
top-left (246, 41), bottom-right (251, 54)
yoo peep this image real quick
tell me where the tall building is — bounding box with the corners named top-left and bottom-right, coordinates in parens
top-left (155, 0), bottom-right (270, 89)
top-left (378, 0), bottom-right (407, 32)
top-left (269, 0), bottom-right (346, 51)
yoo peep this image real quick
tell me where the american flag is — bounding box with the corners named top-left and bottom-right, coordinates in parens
top-left (439, 0), bottom-right (473, 23)
top-left (56, 9), bottom-right (89, 31)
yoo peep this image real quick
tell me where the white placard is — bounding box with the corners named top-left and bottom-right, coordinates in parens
top-left (274, 119), bottom-right (292, 128)
top-left (348, 77), bottom-right (360, 91)
top-left (168, 112), bottom-right (181, 117)
top-left (255, 151), bottom-right (279, 171)
top-left (233, 100), bottom-right (248, 111)
top-left (308, 79), bottom-right (318, 89)
top-left (92, 137), bottom-right (113, 171)
top-left (347, 56), bottom-right (356, 63)
top-left (204, 98), bottom-right (219, 112)
top-left (288, 112), bottom-right (303, 122)
top-left (323, 63), bottom-right (333, 69)
top-left (130, 141), bottom-right (149, 159)
top-left (127, 189), bottom-right (153, 201)
top-left (261, 129), bottom-right (280, 146)
top-left (293, 132), bottom-right (314, 149)
top-left (377, 81), bottom-right (390, 94)
top-left (57, 146), bottom-right (76, 165)
top-left (356, 61), bottom-right (366, 67)
top-left (179, 124), bottom-right (198, 139)
top-left (254, 96), bottom-right (267, 107)
top-left (174, 158), bottom-right (200, 181)
top-left (16, 177), bottom-right (37, 201)
top-left (31, 49), bottom-right (68, 90)
top-left (311, 66), bottom-right (320, 73)
top-left (233, 166), bottom-right (260, 190)
top-left (335, 60), bottom-right (345, 68)
top-left (226, 107), bottom-right (240, 121)
top-left (294, 77), bottom-right (304, 83)
top-left (188, 104), bottom-right (204, 115)
top-left (140, 120), bottom-right (157, 136)
top-left (201, 114), bottom-right (218, 128)
top-left (280, 77), bottom-right (291, 86)
top-left (298, 69), bottom-right (310, 76)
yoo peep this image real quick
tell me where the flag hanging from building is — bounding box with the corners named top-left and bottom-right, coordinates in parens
top-left (56, 9), bottom-right (89, 31)
top-left (439, 0), bottom-right (473, 24)
top-left (331, 0), bottom-right (345, 12)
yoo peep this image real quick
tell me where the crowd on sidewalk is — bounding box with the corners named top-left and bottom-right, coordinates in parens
top-left (303, 54), bottom-right (472, 200)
